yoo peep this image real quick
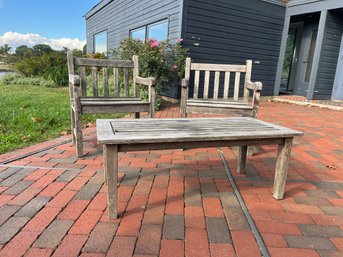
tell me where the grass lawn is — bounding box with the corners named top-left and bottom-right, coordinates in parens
top-left (0, 84), bottom-right (123, 154)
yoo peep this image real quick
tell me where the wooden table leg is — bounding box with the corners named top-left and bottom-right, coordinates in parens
top-left (273, 138), bottom-right (293, 199)
top-left (104, 144), bottom-right (118, 219)
top-left (237, 146), bottom-right (248, 173)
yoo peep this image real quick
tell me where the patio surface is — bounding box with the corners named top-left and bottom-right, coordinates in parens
top-left (0, 101), bottom-right (343, 257)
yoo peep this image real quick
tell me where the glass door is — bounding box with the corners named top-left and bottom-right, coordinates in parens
top-left (280, 28), bottom-right (297, 92)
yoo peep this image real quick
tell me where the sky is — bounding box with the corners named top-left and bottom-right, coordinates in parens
top-left (0, 0), bottom-right (100, 51)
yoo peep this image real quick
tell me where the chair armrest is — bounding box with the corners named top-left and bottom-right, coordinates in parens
top-left (181, 78), bottom-right (189, 88)
top-left (246, 81), bottom-right (262, 91)
top-left (135, 76), bottom-right (156, 87)
top-left (69, 74), bottom-right (80, 87)
top-left (245, 81), bottom-right (262, 118)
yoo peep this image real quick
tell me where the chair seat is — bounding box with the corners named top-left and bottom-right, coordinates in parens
top-left (80, 97), bottom-right (147, 106)
top-left (71, 97), bottom-right (150, 114)
top-left (187, 99), bottom-right (253, 110)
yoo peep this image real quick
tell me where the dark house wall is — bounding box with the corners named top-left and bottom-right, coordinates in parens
top-left (182, 0), bottom-right (286, 96)
top-left (314, 10), bottom-right (343, 100)
top-left (85, 0), bottom-right (183, 53)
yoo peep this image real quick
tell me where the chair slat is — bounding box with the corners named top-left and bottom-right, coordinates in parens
top-left (80, 67), bottom-right (87, 97)
top-left (193, 70), bottom-right (200, 99)
top-left (75, 58), bottom-right (134, 68)
top-left (103, 67), bottom-right (109, 97)
top-left (234, 72), bottom-right (241, 101)
top-left (213, 71), bottom-right (220, 100)
top-left (223, 72), bottom-right (230, 100)
top-left (191, 63), bottom-right (246, 72)
top-left (114, 68), bottom-right (119, 97)
top-left (124, 68), bottom-right (129, 97)
top-left (204, 71), bottom-right (210, 99)
top-left (92, 67), bottom-right (98, 97)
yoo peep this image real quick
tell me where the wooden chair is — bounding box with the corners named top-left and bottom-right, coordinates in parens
top-left (67, 51), bottom-right (156, 157)
top-left (180, 58), bottom-right (263, 118)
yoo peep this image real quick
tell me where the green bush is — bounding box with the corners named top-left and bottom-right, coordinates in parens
top-left (15, 51), bottom-right (68, 87)
top-left (42, 52), bottom-right (69, 86)
top-left (112, 38), bottom-right (188, 94)
top-left (0, 73), bottom-right (55, 87)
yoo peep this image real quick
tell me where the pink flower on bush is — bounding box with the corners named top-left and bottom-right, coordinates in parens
top-left (176, 38), bottom-right (183, 43)
top-left (151, 40), bottom-right (159, 48)
top-left (172, 64), bottom-right (178, 69)
top-left (147, 38), bottom-right (153, 42)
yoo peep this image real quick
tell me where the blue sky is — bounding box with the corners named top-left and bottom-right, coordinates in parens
top-left (0, 0), bottom-right (99, 50)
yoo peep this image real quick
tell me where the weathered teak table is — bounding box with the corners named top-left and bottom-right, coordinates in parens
top-left (97, 117), bottom-right (303, 219)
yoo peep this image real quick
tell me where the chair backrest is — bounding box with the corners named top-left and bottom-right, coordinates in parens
top-left (184, 58), bottom-right (253, 102)
top-left (67, 52), bottom-right (140, 98)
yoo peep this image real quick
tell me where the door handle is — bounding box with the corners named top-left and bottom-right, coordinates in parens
top-left (303, 60), bottom-right (309, 63)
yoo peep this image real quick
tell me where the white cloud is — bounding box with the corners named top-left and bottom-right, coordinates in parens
top-left (0, 32), bottom-right (86, 51)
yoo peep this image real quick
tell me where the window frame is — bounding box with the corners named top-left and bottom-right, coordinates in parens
top-left (130, 26), bottom-right (146, 41)
top-left (129, 18), bottom-right (169, 41)
top-left (93, 30), bottom-right (108, 54)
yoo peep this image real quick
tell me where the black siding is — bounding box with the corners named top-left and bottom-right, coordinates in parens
top-left (182, 0), bottom-right (286, 96)
top-left (314, 10), bottom-right (343, 100)
top-left (86, 0), bottom-right (183, 53)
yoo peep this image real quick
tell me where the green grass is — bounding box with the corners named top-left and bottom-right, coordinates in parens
top-left (0, 84), bottom-right (124, 154)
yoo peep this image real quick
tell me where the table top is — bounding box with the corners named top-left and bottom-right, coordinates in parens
top-left (96, 117), bottom-right (303, 145)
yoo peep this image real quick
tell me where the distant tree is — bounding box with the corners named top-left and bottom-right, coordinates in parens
top-left (82, 44), bottom-right (87, 55)
top-left (15, 45), bottom-right (33, 58)
top-left (0, 44), bottom-right (12, 64)
top-left (32, 44), bottom-right (53, 56)
top-left (72, 49), bottom-right (83, 57)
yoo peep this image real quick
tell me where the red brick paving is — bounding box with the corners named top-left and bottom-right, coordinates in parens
top-left (0, 101), bottom-right (343, 256)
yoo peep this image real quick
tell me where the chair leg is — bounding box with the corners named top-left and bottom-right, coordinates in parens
top-left (74, 107), bottom-right (83, 158)
top-left (70, 107), bottom-right (76, 144)
top-left (247, 146), bottom-right (254, 156)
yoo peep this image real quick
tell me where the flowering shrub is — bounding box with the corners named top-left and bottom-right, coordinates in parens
top-left (112, 37), bottom-right (188, 94)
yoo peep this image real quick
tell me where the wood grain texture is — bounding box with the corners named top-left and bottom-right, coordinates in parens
top-left (180, 58), bottom-right (263, 118)
top-left (97, 118), bottom-right (303, 145)
top-left (98, 118), bottom-right (302, 218)
top-left (237, 146), bottom-right (248, 173)
top-left (113, 68), bottom-right (119, 97)
top-left (104, 144), bottom-right (118, 219)
top-left (80, 67), bottom-right (87, 97)
top-left (103, 67), bottom-right (109, 97)
top-left (92, 67), bottom-right (99, 97)
top-left (67, 51), bottom-right (156, 157)
top-left (273, 137), bottom-right (293, 199)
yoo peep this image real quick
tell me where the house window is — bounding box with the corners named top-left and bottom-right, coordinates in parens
top-left (130, 19), bottom-right (169, 41)
top-left (94, 31), bottom-right (107, 53)
top-left (130, 27), bottom-right (146, 41)
top-left (147, 20), bottom-right (168, 41)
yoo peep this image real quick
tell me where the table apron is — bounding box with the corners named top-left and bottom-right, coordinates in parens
top-left (116, 137), bottom-right (289, 152)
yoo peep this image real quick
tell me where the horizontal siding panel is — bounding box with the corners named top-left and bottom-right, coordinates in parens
top-left (86, 0), bottom-right (182, 53)
top-left (187, 5), bottom-right (282, 30)
top-left (314, 11), bottom-right (343, 100)
top-left (186, 38), bottom-right (280, 57)
top-left (195, 0), bottom-right (284, 23)
top-left (184, 0), bottom-right (285, 96)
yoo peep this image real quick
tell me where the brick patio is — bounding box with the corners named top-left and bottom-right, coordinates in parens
top-left (0, 101), bottom-right (342, 257)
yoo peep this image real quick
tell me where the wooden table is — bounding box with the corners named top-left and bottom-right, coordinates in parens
top-left (97, 117), bottom-right (303, 219)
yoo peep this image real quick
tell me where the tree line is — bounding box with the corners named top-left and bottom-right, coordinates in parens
top-left (0, 43), bottom-right (86, 86)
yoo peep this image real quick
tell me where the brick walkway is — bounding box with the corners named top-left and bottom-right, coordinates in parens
top-left (0, 101), bottom-right (342, 257)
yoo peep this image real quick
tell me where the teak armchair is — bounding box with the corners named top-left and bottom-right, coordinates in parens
top-left (180, 58), bottom-right (263, 118)
top-left (67, 51), bottom-right (156, 157)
